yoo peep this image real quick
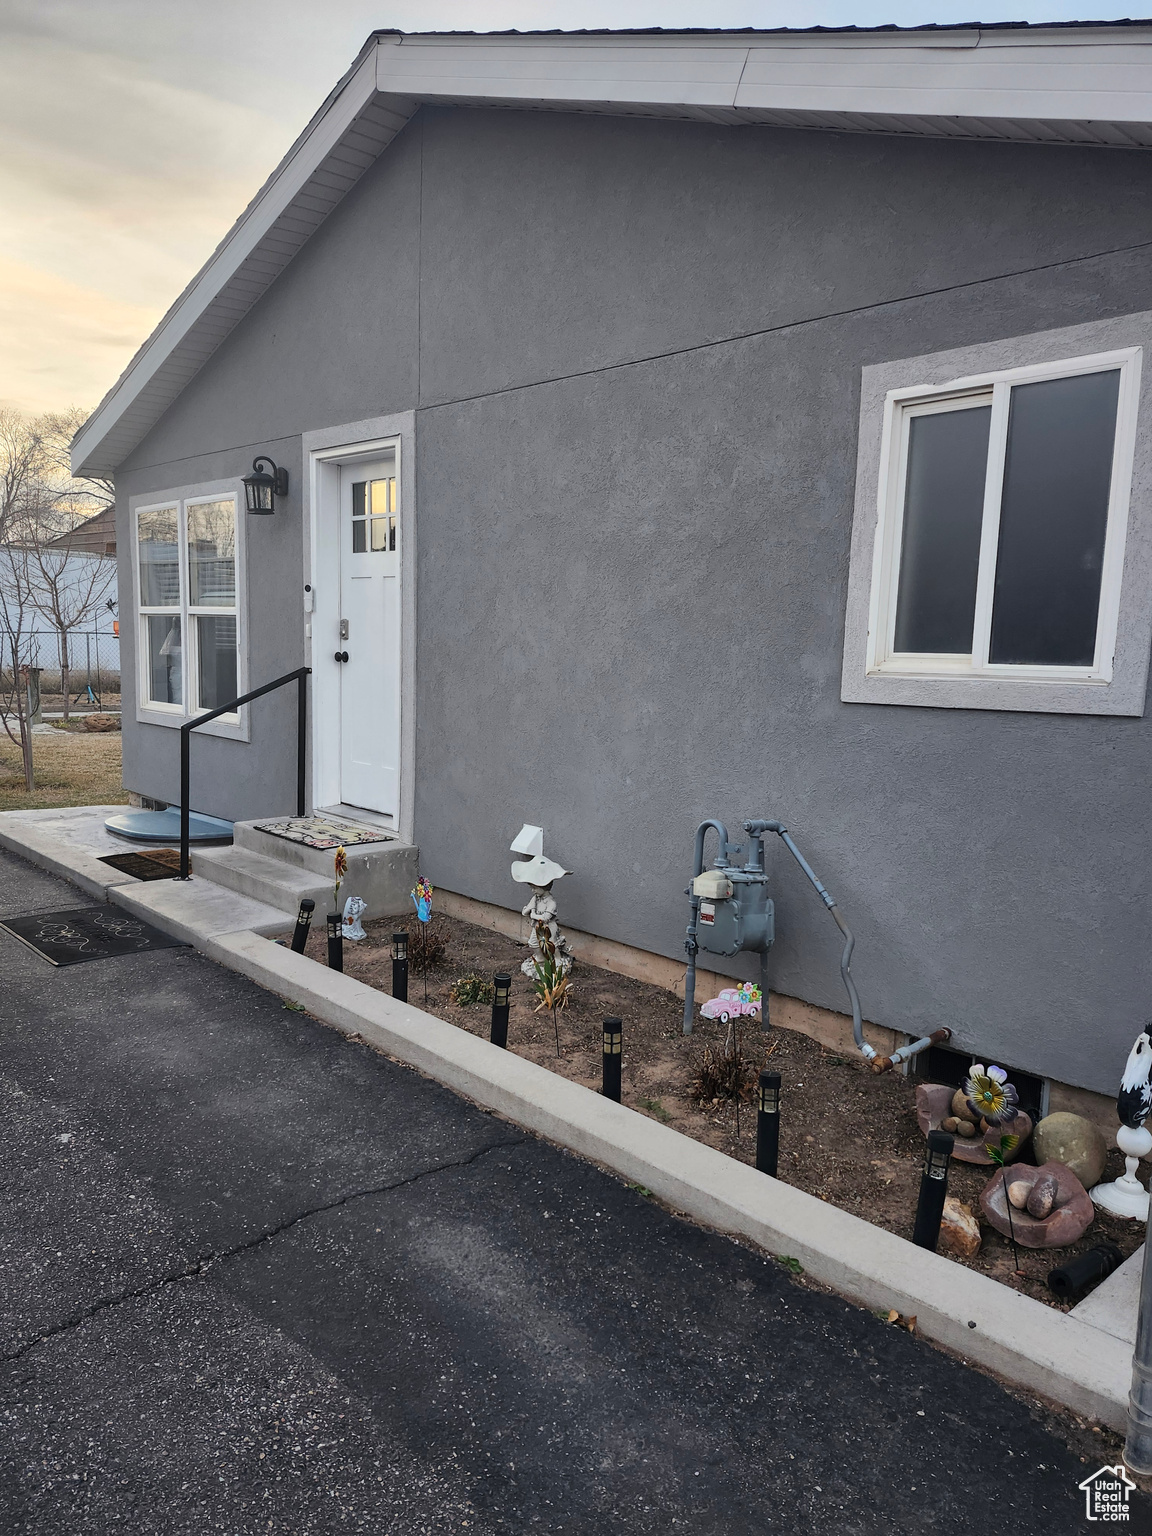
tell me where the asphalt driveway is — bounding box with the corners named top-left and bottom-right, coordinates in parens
top-left (0, 848), bottom-right (1137, 1534)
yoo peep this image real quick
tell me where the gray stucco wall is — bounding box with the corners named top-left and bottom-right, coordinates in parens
top-left (115, 106), bottom-right (1152, 1093)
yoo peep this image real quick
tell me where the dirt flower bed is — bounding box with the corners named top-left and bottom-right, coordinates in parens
top-left (304, 909), bottom-right (1143, 1309)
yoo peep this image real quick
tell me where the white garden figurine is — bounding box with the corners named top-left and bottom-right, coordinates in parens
top-left (510, 824), bottom-right (573, 980)
top-left (1091, 1025), bottom-right (1152, 1220)
top-left (341, 894), bottom-right (367, 941)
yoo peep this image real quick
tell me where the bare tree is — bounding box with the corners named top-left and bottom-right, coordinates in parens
top-left (0, 541), bottom-right (37, 792)
top-left (0, 410), bottom-right (47, 789)
top-left (1, 405), bottom-right (117, 779)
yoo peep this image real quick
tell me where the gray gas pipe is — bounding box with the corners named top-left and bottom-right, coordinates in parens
top-left (682, 818), bottom-right (950, 1073)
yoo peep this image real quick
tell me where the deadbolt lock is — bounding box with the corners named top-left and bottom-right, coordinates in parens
top-left (339, 618), bottom-right (349, 641)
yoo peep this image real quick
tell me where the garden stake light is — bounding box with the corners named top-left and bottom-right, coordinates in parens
top-left (326, 911), bottom-right (343, 973)
top-left (290, 898), bottom-right (315, 954)
top-left (491, 972), bottom-right (511, 1049)
top-left (756, 1070), bottom-right (781, 1177)
top-left (392, 931), bottom-right (409, 1003)
top-left (602, 1017), bottom-right (622, 1103)
top-left (411, 877), bottom-right (433, 1004)
top-left (912, 1129), bottom-right (954, 1251)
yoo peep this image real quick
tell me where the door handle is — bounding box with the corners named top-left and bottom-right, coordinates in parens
top-left (334, 651), bottom-right (349, 663)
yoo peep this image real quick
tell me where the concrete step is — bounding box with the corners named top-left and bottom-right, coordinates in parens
top-left (191, 846), bottom-right (331, 916)
top-left (194, 828), bottom-right (419, 919)
top-left (232, 819), bottom-right (419, 915)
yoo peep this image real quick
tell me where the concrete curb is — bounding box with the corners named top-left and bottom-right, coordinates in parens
top-left (0, 810), bottom-right (1135, 1431)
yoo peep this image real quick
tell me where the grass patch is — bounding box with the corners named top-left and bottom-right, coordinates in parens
top-left (0, 732), bottom-right (128, 812)
top-left (637, 1097), bottom-right (672, 1123)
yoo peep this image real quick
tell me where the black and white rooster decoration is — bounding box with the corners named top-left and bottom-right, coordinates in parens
top-left (1118, 1026), bottom-right (1152, 1131)
top-left (1092, 1024), bottom-right (1152, 1218)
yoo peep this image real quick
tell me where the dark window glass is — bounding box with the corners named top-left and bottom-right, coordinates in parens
top-left (989, 371), bottom-right (1119, 667)
top-left (352, 481), bottom-right (365, 517)
top-left (352, 519), bottom-right (366, 553)
top-left (195, 615), bottom-right (237, 710)
top-left (893, 404), bottom-right (991, 654)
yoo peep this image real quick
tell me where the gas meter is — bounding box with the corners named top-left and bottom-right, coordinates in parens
top-left (691, 858), bottom-right (774, 959)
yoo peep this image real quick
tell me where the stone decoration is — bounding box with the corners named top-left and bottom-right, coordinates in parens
top-left (511, 824), bottom-right (573, 982)
top-left (979, 1161), bottom-right (1095, 1248)
top-left (915, 1083), bottom-right (1032, 1166)
top-left (341, 894), bottom-right (367, 941)
top-left (1032, 1112), bottom-right (1108, 1190)
top-left (937, 1197), bottom-right (981, 1259)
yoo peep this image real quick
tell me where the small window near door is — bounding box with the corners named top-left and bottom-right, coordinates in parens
top-left (867, 350), bottom-right (1138, 685)
top-left (351, 476), bottom-right (397, 553)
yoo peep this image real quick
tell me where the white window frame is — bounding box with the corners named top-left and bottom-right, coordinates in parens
top-left (131, 482), bottom-right (248, 740)
top-left (842, 316), bottom-right (1152, 717)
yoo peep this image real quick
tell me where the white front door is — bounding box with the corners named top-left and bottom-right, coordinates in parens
top-left (338, 455), bottom-right (401, 814)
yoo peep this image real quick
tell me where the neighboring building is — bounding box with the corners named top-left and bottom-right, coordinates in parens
top-left (72, 24), bottom-right (1152, 1109)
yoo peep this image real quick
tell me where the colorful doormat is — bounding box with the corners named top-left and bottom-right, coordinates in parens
top-left (0, 907), bottom-right (187, 966)
top-left (98, 848), bottom-right (185, 881)
top-left (256, 816), bottom-right (393, 849)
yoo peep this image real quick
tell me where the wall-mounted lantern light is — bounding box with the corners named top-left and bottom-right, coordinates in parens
top-left (243, 456), bottom-right (289, 514)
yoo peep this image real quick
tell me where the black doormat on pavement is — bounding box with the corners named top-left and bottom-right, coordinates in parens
top-left (0, 907), bottom-right (187, 966)
top-left (98, 849), bottom-right (184, 881)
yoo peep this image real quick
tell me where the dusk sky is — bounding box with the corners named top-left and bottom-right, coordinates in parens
top-left (0, 1), bottom-right (1140, 420)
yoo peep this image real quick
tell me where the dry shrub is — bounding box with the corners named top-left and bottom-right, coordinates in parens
top-left (449, 973), bottom-right (494, 1007)
top-left (688, 1027), bottom-right (775, 1107)
top-left (410, 918), bottom-right (449, 968)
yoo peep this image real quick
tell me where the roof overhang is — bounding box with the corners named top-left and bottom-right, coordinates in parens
top-left (74, 23), bottom-right (1152, 477)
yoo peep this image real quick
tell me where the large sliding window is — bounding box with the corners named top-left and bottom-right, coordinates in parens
top-left (867, 349), bottom-right (1140, 687)
top-left (135, 494), bottom-right (241, 722)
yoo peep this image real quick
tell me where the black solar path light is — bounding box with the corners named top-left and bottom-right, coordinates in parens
top-left (392, 931), bottom-right (409, 1002)
top-left (756, 1070), bottom-right (781, 1177)
top-left (912, 1129), bottom-right (954, 1250)
top-left (491, 972), bottom-right (511, 1048)
top-left (602, 1017), bottom-right (622, 1103)
top-left (326, 911), bottom-right (343, 973)
top-left (290, 898), bottom-right (315, 954)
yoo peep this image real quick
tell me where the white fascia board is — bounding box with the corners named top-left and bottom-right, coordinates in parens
top-left (71, 48), bottom-right (384, 477)
top-left (377, 29), bottom-right (1152, 126)
top-left (378, 38), bottom-right (750, 109)
top-left (737, 41), bottom-right (1152, 123)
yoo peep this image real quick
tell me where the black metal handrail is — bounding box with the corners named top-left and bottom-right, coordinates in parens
top-left (178, 666), bottom-right (311, 879)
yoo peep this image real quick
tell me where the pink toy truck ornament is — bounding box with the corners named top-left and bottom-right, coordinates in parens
top-left (699, 985), bottom-right (762, 1024)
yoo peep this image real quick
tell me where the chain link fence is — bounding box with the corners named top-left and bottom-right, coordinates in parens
top-left (2, 629), bottom-right (122, 708)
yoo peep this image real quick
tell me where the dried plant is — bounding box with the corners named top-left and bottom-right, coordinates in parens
top-left (531, 922), bottom-right (571, 1056)
top-left (449, 973), bottom-right (494, 1007)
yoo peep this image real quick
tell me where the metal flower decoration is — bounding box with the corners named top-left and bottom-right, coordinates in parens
top-left (333, 845), bottom-right (348, 910)
top-left (964, 1064), bottom-right (1018, 1126)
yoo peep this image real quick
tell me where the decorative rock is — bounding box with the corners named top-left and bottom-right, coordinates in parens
top-left (941, 1116), bottom-right (960, 1133)
top-left (951, 1089), bottom-right (978, 1123)
top-left (979, 1161), bottom-right (1094, 1248)
top-left (915, 1083), bottom-right (1031, 1165)
top-left (1032, 1112), bottom-right (1108, 1190)
top-left (937, 1197), bottom-right (981, 1259)
top-left (1006, 1178), bottom-right (1031, 1210)
top-left (1026, 1172), bottom-right (1059, 1220)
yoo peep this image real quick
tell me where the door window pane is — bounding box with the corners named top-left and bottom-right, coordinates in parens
top-left (989, 370), bottom-right (1120, 666)
top-left (146, 614), bottom-right (182, 705)
top-left (893, 404), bottom-right (991, 654)
top-left (195, 615), bottom-right (237, 710)
top-left (138, 508), bottom-right (180, 608)
top-left (187, 500), bottom-right (236, 606)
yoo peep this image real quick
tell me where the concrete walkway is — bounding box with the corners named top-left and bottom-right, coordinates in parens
top-left (0, 849), bottom-right (1138, 1534)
